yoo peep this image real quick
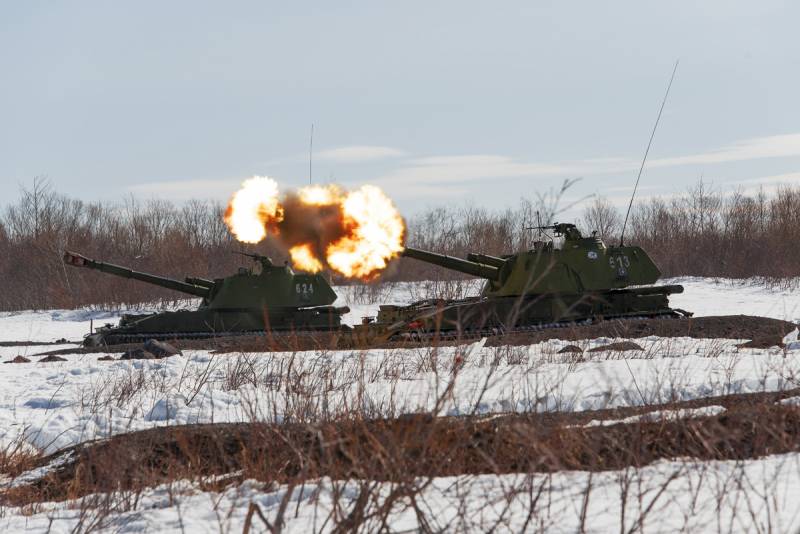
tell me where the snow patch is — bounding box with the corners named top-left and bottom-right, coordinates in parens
top-left (145, 395), bottom-right (186, 422)
top-left (6, 451), bottom-right (75, 489)
top-left (784, 328), bottom-right (799, 344)
top-left (578, 405), bottom-right (727, 428)
top-left (4, 454), bottom-right (800, 532)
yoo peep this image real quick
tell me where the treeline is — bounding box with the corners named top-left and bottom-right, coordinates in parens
top-left (0, 180), bottom-right (270, 310)
top-left (1, 179), bottom-right (798, 311)
top-left (582, 182), bottom-right (800, 281)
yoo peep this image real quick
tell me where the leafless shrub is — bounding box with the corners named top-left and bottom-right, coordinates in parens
top-left (627, 181), bottom-right (800, 283)
top-left (0, 435), bottom-right (40, 479)
top-left (3, 178), bottom-right (799, 312)
top-left (582, 195), bottom-right (622, 239)
top-left (4, 334), bottom-right (800, 531)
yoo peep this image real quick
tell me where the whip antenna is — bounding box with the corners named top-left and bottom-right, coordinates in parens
top-left (309, 123), bottom-right (314, 185)
top-left (619, 60), bottom-right (679, 246)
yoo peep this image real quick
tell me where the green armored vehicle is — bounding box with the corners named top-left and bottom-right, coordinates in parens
top-left (361, 223), bottom-right (689, 341)
top-left (63, 251), bottom-right (349, 346)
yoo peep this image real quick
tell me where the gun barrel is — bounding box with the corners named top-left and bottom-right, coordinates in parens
top-left (466, 252), bottom-right (506, 268)
top-left (402, 247), bottom-right (501, 280)
top-left (185, 277), bottom-right (215, 289)
top-left (63, 251), bottom-right (212, 298)
top-left (631, 284), bottom-right (684, 296)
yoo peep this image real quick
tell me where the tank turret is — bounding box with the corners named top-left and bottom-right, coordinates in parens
top-left (402, 223), bottom-right (682, 298)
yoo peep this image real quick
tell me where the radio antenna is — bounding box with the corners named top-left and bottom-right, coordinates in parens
top-left (309, 123), bottom-right (314, 185)
top-left (619, 60), bottom-right (679, 246)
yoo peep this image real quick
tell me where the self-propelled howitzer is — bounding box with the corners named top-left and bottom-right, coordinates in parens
top-left (366, 223), bottom-right (689, 339)
top-left (63, 251), bottom-right (349, 346)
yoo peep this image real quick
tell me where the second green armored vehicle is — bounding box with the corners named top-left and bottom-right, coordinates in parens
top-left (63, 251), bottom-right (349, 346)
top-left (358, 223), bottom-right (690, 341)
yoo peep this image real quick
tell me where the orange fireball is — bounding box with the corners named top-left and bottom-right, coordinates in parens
top-left (289, 243), bottom-right (324, 273)
top-left (327, 186), bottom-right (405, 279)
top-left (224, 178), bottom-right (405, 280)
top-left (223, 176), bottom-right (282, 243)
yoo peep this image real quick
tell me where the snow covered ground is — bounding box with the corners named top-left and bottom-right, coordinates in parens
top-left (667, 276), bottom-right (800, 323)
top-left (1, 277), bottom-right (799, 532)
top-left (1, 336), bottom-right (798, 455)
top-left (5, 453), bottom-right (800, 533)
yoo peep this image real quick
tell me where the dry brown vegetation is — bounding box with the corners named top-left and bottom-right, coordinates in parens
top-left (584, 182), bottom-right (800, 283)
top-left (2, 178), bottom-right (799, 312)
top-left (4, 388), bottom-right (800, 532)
top-left (2, 180), bottom-right (800, 530)
top-left (7, 388), bottom-right (800, 506)
top-left (3, 328), bottom-right (800, 530)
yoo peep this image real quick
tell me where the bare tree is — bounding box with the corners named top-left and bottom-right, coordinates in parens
top-left (581, 196), bottom-right (621, 239)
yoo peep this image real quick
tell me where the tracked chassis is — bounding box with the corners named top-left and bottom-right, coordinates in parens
top-left (353, 284), bottom-right (691, 344)
top-left (85, 306), bottom-right (346, 346)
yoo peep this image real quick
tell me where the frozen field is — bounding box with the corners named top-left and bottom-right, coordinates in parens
top-left (7, 454), bottom-right (800, 533)
top-left (1, 277), bottom-right (799, 532)
top-left (2, 336), bottom-right (799, 455)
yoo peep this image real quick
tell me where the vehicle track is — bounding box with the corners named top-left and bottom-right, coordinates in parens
top-left (28, 314), bottom-right (795, 356)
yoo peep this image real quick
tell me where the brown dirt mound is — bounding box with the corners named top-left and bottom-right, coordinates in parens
top-left (120, 349), bottom-right (157, 360)
top-left (6, 388), bottom-right (800, 507)
top-left (558, 344), bottom-right (583, 354)
top-left (143, 339), bottom-right (181, 357)
top-left (38, 355), bottom-right (67, 362)
top-left (3, 356), bottom-right (30, 364)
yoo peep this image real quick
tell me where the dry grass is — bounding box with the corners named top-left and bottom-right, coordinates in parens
top-left (0, 438), bottom-right (40, 480)
top-left (589, 182), bottom-right (800, 283)
top-left (4, 390), bottom-right (800, 528)
top-left (4, 179), bottom-right (800, 312)
top-left (4, 331), bottom-right (800, 531)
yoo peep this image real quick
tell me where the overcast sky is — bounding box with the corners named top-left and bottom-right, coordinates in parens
top-left (2, 1), bottom-right (799, 217)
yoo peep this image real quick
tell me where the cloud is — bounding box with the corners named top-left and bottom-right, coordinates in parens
top-left (374, 155), bottom-right (632, 187)
top-left (597, 172), bottom-right (800, 209)
top-left (650, 134), bottom-right (800, 168)
top-left (124, 134), bottom-right (800, 205)
top-left (726, 171), bottom-right (800, 197)
top-left (732, 171), bottom-right (800, 186)
top-left (127, 179), bottom-right (242, 200)
top-left (316, 145), bottom-right (406, 162)
top-left (380, 182), bottom-right (471, 201)
top-left (373, 133), bottom-right (800, 190)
